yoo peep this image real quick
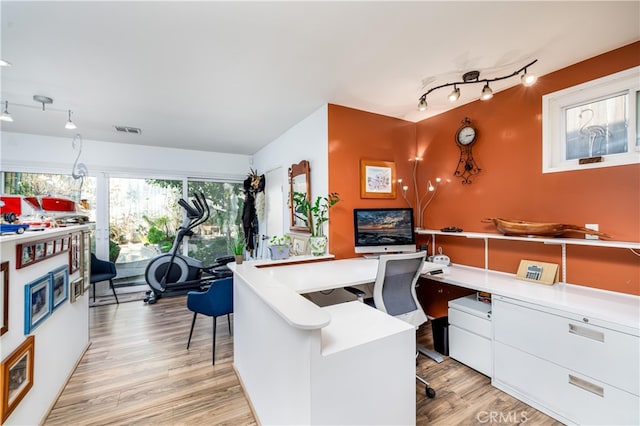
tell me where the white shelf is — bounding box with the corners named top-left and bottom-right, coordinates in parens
top-left (415, 228), bottom-right (640, 250)
top-left (415, 228), bottom-right (640, 284)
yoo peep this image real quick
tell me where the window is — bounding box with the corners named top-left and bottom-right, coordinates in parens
top-left (186, 180), bottom-right (245, 265)
top-left (542, 66), bottom-right (640, 173)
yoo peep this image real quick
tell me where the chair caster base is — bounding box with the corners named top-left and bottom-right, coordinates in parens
top-left (426, 386), bottom-right (436, 398)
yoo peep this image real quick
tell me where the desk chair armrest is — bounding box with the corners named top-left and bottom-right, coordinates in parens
top-left (344, 286), bottom-right (366, 302)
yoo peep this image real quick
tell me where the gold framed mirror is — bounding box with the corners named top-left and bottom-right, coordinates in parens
top-left (289, 160), bottom-right (311, 232)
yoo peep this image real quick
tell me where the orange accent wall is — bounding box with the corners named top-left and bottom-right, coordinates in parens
top-left (328, 105), bottom-right (416, 259)
top-left (328, 42), bottom-right (640, 296)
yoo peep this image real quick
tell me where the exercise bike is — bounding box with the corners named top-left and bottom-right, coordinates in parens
top-left (143, 192), bottom-right (233, 305)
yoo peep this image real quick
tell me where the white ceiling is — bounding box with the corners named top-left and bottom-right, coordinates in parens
top-left (1, 1), bottom-right (638, 155)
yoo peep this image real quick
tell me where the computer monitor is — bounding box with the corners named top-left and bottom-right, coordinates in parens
top-left (353, 208), bottom-right (416, 254)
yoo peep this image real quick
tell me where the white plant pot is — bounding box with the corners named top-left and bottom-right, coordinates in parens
top-left (309, 236), bottom-right (327, 256)
top-left (269, 245), bottom-right (290, 260)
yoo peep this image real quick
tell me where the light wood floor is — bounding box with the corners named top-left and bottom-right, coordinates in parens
top-left (46, 296), bottom-right (562, 426)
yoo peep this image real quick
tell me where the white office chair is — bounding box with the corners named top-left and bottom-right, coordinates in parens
top-left (345, 251), bottom-right (441, 398)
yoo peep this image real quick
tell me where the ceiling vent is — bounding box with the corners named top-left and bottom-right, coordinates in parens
top-left (114, 125), bottom-right (142, 135)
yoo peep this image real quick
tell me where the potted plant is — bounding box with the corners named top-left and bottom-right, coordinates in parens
top-left (292, 191), bottom-right (341, 256)
top-left (229, 236), bottom-right (246, 264)
top-left (269, 235), bottom-right (291, 260)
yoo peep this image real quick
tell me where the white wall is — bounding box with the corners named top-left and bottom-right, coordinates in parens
top-left (252, 105), bottom-right (328, 237)
top-left (0, 132), bottom-right (251, 179)
top-left (1, 227), bottom-right (90, 425)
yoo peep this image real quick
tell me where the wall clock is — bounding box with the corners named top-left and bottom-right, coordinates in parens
top-left (454, 117), bottom-right (481, 184)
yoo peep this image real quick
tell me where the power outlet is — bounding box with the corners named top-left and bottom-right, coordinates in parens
top-left (585, 224), bottom-right (599, 240)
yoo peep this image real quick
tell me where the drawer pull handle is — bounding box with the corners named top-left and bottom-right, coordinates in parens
top-left (568, 324), bottom-right (604, 342)
top-left (568, 374), bottom-right (604, 398)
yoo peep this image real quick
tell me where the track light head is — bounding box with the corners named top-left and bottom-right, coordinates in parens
top-left (480, 83), bottom-right (493, 100)
top-left (417, 97), bottom-right (428, 111)
top-left (65, 110), bottom-right (77, 130)
top-left (0, 59), bottom-right (11, 67)
top-left (521, 69), bottom-right (537, 86)
top-left (448, 86), bottom-right (460, 102)
top-left (0, 101), bottom-right (13, 122)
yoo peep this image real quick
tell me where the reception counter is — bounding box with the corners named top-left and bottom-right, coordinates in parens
top-left (229, 257), bottom-right (418, 425)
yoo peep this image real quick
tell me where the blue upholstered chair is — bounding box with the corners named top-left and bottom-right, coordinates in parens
top-left (90, 253), bottom-right (119, 304)
top-left (186, 277), bottom-right (233, 365)
top-left (345, 251), bottom-right (439, 398)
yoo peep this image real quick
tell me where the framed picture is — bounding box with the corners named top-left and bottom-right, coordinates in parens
top-left (82, 231), bottom-right (91, 292)
top-left (20, 245), bottom-right (34, 267)
top-left (288, 234), bottom-right (309, 256)
top-left (69, 233), bottom-right (81, 273)
top-left (360, 159), bottom-right (396, 199)
top-left (1, 335), bottom-right (35, 422)
top-left (70, 277), bottom-right (83, 303)
top-left (1, 262), bottom-right (8, 336)
top-left (542, 66), bottom-right (639, 173)
top-left (16, 236), bottom-right (70, 269)
top-left (34, 243), bottom-right (45, 260)
top-left (50, 265), bottom-right (69, 311)
top-left (24, 275), bottom-right (51, 334)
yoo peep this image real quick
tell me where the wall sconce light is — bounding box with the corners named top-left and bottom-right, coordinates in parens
top-left (0, 94), bottom-right (78, 130)
top-left (417, 59), bottom-right (538, 110)
top-left (397, 157), bottom-right (442, 229)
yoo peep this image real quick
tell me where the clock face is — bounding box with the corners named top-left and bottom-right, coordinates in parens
top-left (457, 126), bottom-right (476, 145)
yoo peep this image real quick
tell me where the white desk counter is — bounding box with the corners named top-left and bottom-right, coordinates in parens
top-left (229, 257), bottom-right (417, 425)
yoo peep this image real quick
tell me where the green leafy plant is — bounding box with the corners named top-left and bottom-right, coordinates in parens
top-left (269, 234), bottom-right (291, 247)
top-left (143, 215), bottom-right (174, 252)
top-left (228, 236), bottom-right (246, 255)
top-left (292, 192), bottom-right (341, 237)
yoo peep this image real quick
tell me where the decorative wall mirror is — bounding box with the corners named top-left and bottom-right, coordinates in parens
top-left (289, 160), bottom-right (311, 232)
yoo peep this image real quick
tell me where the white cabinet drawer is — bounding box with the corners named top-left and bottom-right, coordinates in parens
top-left (449, 325), bottom-right (492, 376)
top-left (493, 298), bottom-right (639, 395)
top-left (495, 342), bottom-right (640, 425)
top-left (448, 307), bottom-right (491, 338)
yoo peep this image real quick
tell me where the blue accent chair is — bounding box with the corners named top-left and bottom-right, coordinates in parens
top-left (186, 277), bottom-right (233, 365)
top-left (90, 253), bottom-right (119, 304)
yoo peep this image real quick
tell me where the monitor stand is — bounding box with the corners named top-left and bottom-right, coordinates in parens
top-left (362, 254), bottom-right (380, 259)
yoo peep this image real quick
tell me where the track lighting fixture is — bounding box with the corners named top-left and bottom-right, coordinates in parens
top-left (0, 95), bottom-right (78, 130)
top-left (417, 59), bottom-right (538, 110)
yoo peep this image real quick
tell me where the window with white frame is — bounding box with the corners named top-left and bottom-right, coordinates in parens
top-left (542, 66), bottom-right (640, 173)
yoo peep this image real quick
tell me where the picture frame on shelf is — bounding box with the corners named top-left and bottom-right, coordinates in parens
top-left (289, 234), bottom-right (309, 256)
top-left (1, 261), bottom-right (8, 336)
top-left (50, 265), bottom-right (69, 311)
top-left (24, 275), bottom-right (51, 334)
top-left (360, 159), bottom-right (396, 199)
top-left (1, 335), bottom-right (35, 422)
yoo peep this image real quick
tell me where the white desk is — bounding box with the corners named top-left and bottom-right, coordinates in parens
top-left (231, 257), bottom-right (639, 425)
top-left (230, 257), bottom-right (444, 425)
